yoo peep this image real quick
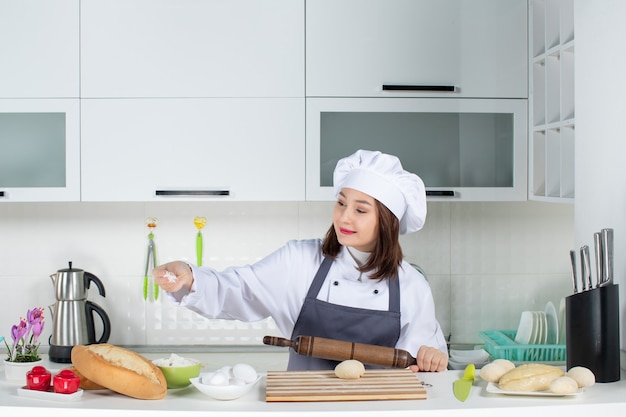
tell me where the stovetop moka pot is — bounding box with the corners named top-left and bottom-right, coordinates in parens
top-left (48, 262), bottom-right (111, 363)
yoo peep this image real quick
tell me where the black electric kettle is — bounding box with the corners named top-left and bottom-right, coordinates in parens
top-left (48, 262), bottom-right (111, 363)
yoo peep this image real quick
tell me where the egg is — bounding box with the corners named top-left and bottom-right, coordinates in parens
top-left (229, 378), bottom-right (246, 386)
top-left (207, 372), bottom-right (229, 386)
top-left (219, 365), bottom-right (234, 379)
top-left (232, 363), bottom-right (257, 384)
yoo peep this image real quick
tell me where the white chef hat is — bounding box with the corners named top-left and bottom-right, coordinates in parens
top-left (333, 149), bottom-right (427, 234)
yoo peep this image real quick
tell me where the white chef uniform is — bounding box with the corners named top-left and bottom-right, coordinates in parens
top-left (166, 238), bottom-right (447, 360)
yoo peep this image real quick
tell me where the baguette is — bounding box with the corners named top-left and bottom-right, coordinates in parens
top-left (71, 343), bottom-right (167, 399)
top-left (64, 366), bottom-right (107, 390)
top-left (498, 363), bottom-right (564, 392)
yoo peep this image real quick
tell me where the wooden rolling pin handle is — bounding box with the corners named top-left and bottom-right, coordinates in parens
top-left (263, 335), bottom-right (294, 348)
top-left (263, 335), bottom-right (417, 368)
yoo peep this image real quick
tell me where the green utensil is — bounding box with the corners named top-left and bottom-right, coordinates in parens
top-left (453, 363), bottom-right (475, 402)
top-left (144, 218), bottom-right (158, 301)
top-left (194, 217), bottom-right (206, 266)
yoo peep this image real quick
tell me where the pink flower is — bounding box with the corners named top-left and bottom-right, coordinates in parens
top-left (11, 318), bottom-right (28, 342)
top-left (27, 307), bottom-right (45, 343)
top-left (5, 307), bottom-right (45, 362)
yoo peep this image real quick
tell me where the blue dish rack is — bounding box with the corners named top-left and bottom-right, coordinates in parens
top-left (478, 330), bottom-right (566, 362)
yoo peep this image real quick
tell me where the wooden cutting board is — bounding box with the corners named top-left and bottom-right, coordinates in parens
top-left (265, 369), bottom-right (427, 402)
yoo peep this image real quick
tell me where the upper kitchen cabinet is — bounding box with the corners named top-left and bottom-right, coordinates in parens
top-left (0, 0), bottom-right (79, 98)
top-left (81, 98), bottom-right (305, 201)
top-left (0, 99), bottom-right (81, 201)
top-left (306, 0), bottom-right (528, 98)
top-left (306, 98), bottom-right (528, 201)
top-left (80, 0), bottom-right (304, 98)
top-left (529, 0), bottom-right (575, 202)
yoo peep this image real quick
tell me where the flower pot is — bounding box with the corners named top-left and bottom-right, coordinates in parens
top-left (3, 359), bottom-right (43, 383)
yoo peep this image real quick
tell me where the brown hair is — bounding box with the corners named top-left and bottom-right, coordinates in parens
top-left (321, 200), bottom-right (403, 280)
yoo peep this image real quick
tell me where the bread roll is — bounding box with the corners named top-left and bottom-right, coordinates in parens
top-left (479, 362), bottom-right (508, 383)
top-left (71, 344), bottom-right (167, 399)
top-left (498, 363), bottom-right (564, 392)
top-left (492, 359), bottom-right (515, 372)
top-left (64, 366), bottom-right (107, 390)
top-left (566, 366), bottom-right (595, 388)
top-left (550, 376), bottom-right (579, 394)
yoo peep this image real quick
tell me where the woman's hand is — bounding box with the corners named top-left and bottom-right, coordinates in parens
top-left (153, 261), bottom-right (194, 293)
top-left (408, 346), bottom-right (448, 372)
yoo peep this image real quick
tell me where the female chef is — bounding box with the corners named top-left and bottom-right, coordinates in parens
top-left (154, 149), bottom-right (448, 372)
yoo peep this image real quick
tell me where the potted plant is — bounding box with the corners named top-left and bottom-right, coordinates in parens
top-left (3, 307), bottom-right (45, 382)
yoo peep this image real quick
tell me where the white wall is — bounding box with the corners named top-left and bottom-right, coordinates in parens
top-left (575, 0), bottom-right (626, 358)
top-left (0, 200), bottom-right (573, 348)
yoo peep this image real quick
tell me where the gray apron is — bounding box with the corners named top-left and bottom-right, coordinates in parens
top-left (288, 257), bottom-right (401, 370)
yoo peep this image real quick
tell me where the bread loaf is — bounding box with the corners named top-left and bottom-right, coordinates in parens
top-left (71, 344), bottom-right (167, 399)
top-left (64, 366), bottom-right (107, 390)
top-left (498, 363), bottom-right (564, 392)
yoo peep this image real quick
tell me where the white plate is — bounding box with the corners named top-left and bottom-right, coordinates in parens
top-left (449, 349), bottom-right (490, 363)
top-left (545, 301), bottom-right (559, 344)
top-left (486, 382), bottom-right (582, 397)
top-left (529, 312), bottom-right (539, 344)
top-left (537, 311), bottom-right (548, 345)
top-left (514, 311), bottom-right (534, 344)
top-left (17, 386), bottom-right (83, 402)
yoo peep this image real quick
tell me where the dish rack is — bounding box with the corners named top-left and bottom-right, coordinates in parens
top-left (478, 330), bottom-right (566, 362)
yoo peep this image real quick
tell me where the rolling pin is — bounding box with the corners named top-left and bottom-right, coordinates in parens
top-left (263, 335), bottom-right (416, 368)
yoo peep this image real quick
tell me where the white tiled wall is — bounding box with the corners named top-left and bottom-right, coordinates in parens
top-left (0, 200), bottom-right (574, 348)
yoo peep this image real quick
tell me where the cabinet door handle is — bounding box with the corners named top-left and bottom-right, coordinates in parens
top-left (426, 190), bottom-right (456, 197)
top-left (382, 85), bottom-right (456, 92)
top-left (155, 189), bottom-right (230, 197)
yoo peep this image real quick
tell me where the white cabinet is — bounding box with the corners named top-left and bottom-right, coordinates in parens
top-left (0, 99), bottom-right (81, 201)
top-left (81, 98), bottom-right (305, 201)
top-left (306, 0), bottom-right (527, 98)
top-left (0, 0), bottom-right (79, 98)
top-left (80, 0), bottom-right (304, 98)
top-left (306, 98), bottom-right (528, 201)
top-left (529, 0), bottom-right (575, 202)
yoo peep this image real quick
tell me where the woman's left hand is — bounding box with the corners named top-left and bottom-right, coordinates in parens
top-left (408, 346), bottom-right (448, 372)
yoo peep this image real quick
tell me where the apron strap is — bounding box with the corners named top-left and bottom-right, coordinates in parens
top-left (305, 257), bottom-right (333, 299)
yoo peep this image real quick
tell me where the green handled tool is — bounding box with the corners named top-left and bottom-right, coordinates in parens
top-left (453, 363), bottom-right (475, 402)
top-left (144, 217), bottom-right (158, 301)
top-left (193, 217), bottom-right (206, 266)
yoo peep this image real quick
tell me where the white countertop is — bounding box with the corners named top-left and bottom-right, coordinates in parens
top-left (2, 351), bottom-right (625, 416)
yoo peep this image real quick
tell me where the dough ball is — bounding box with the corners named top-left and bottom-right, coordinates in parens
top-left (334, 360), bottom-right (366, 380)
top-left (550, 376), bottom-right (579, 394)
top-left (492, 359), bottom-right (515, 372)
top-left (566, 366), bottom-right (596, 388)
top-left (479, 362), bottom-right (508, 383)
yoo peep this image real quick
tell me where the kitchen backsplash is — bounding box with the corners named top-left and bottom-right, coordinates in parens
top-left (0, 201), bottom-right (573, 348)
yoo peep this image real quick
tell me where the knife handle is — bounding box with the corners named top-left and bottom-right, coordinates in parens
top-left (263, 335), bottom-right (417, 368)
top-left (569, 249), bottom-right (578, 293)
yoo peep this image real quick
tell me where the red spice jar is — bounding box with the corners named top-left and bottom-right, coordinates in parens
top-left (26, 366), bottom-right (52, 391)
top-left (53, 369), bottom-right (81, 394)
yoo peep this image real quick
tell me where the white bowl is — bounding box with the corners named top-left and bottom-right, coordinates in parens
top-left (449, 348), bottom-right (490, 363)
top-left (189, 372), bottom-right (262, 400)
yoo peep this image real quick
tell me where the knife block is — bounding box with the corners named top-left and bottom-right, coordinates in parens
top-left (565, 284), bottom-right (620, 382)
